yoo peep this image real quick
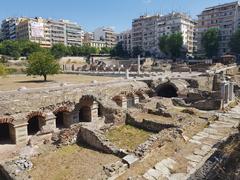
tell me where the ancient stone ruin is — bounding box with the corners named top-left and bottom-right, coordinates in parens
top-left (0, 63), bottom-right (240, 180)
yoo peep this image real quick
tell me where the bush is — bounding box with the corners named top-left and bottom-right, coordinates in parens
top-left (0, 63), bottom-right (8, 76)
top-left (6, 68), bottom-right (18, 74)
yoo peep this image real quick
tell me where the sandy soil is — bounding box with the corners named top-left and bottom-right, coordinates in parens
top-left (29, 144), bottom-right (119, 180)
top-left (0, 74), bottom-right (118, 91)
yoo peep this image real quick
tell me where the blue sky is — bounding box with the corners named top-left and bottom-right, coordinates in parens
top-left (0, 0), bottom-right (234, 32)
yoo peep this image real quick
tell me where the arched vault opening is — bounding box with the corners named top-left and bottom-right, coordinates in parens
top-left (27, 115), bottom-right (45, 135)
top-left (156, 83), bottom-right (178, 98)
top-left (0, 123), bottom-right (12, 144)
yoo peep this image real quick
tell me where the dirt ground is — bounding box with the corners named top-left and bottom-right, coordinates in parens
top-left (29, 144), bottom-right (119, 180)
top-left (0, 74), bottom-right (118, 91)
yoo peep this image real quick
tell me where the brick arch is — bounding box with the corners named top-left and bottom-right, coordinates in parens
top-left (0, 116), bottom-right (14, 124)
top-left (135, 90), bottom-right (146, 100)
top-left (112, 95), bottom-right (125, 107)
top-left (26, 111), bottom-right (46, 120)
top-left (79, 95), bottom-right (97, 107)
top-left (112, 95), bottom-right (124, 101)
top-left (126, 92), bottom-right (135, 98)
top-left (53, 106), bottom-right (72, 114)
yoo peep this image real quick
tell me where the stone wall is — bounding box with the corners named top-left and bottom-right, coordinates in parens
top-left (188, 132), bottom-right (240, 180)
top-left (0, 81), bottom-right (149, 145)
top-left (77, 126), bottom-right (122, 156)
top-left (126, 114), bottom-right (177, 133)
top-left (0, 81), bottom-right (149, 118)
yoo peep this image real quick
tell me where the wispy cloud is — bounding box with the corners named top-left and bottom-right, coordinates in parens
top-left (142, 0), bottom-right (152, 5)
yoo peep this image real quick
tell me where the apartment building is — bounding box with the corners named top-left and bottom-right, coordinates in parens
top-left (16, 17), bottom-right (52, 48)
top-left (84, 40), bottom-right (107, 49)
top-left (47, 19), bottom-right (83, 46)
top-left (197, 1), bottom-right (240, 56)
top-left (2, 17), bottom-right (83, 48)
top-left (94, 27), bottom-right (117, 48)
top-left (157, 12), bottom-right (196, 55)
top-left (117, 30), bottom-right (132, 53)
top-left (83, 32), bottom-right (94, 43)
top-left (62, 20), bottom-right (83, 46)
top-left (1, 17), bottom-right (23, 40)
top-left (83, 32), bottom-right (107, 49)
top-left (47, 19), bottom-right (66, 45)
top-left (132, 12), bottom-right (196, 56)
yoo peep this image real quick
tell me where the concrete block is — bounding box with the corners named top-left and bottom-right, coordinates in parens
top-left (154, 162), bottom-right (171, 177)
top-left (160, 158), bottom-right (177, 170)
top-left (122, 154), bottom-right (139, 167)
top-left (145, 169), bottom-right (162, 179)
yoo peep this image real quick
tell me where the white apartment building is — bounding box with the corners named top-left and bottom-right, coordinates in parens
top-left (132, 12), bottom-right (196, 56)
top-left (197, 1), bottom-right (240, 56)
top-left (84, 40), bottom-right (107, 49)
top-left (117, 30), bottom-right (132, 53)
top-left (16, 17), bottom-right (52, 48)
top-left (48, 19), bottom-right (83, 46)
top-left (94, 27), bottom-right (117, 48)
top-left (2, 17), bottom-right (83, 48)
top-left (83, 32), bottom-right (107, 49)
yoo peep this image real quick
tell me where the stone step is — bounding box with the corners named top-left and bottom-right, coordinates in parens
top-left (143, 168), bottom-right (166, 180)
top-left (196, 132), bottom-right (209, 138)
top-left (192, 135), bottom-right (205, 141)
top-left (189, 139), bottom-right (202, 145)
top-left (154, 162), bottom-right (171, 177)
top-left (201, 145), bottom-right (211, 152)
top-left (201, 138), bottom-right (220, 147)
top-left (208, 134), bottom-right (224, 140)
top-left (168, 173), bottom-right (186, 180)
top-left (193, 147), bottom-right (209, 157)
top-left (155, 158), bottom-right (177, 171)
top-left (203, 128), bottom-right (224, 136)
top-left (221, 118), bottom-right (239, 124)
top-left (185, 154), bottom-right (202, 163)
top-left (209, 123), bottom-right (234, 128)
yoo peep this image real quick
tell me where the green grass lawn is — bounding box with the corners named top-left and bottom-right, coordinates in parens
top-left (105, 125), bottom-right (153, 151)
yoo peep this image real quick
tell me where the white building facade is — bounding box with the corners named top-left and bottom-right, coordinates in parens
top-left (197, 1), bottom-right (240, 56)
top-left (132, 12), bottom-right (196, 57)
top-left (117, 30), bottom-right (132, 53)
top-left (94, 27), bottom-right (117, 48)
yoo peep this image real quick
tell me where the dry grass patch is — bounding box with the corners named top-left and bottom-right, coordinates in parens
top-left (106, 125), bottom-right (153, 151)
top-left (0, 74), bottom-right (118, 91)
top-left (29, 144), bottom-right (119, 180)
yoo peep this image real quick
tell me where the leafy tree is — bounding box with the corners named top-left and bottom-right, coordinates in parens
top-left (26, 50), bottom-right (60, 81)
top-left (132, 46), bottom-right (143, 58)
top-left (0, 40), bottom-right (42, 58)
top-left (201, 28), bottom-right (219, 58)
top-left (51, 43), bottom-right (70, 59)
top-left (158, 33), bottom-right (183, 59)
top-left (0, 40), bottom-right (21, 59)
top-left (0, 63), bottom-right (7, 76)
top-left (100, 47), bottom-right (111, 54)
top-left (69, 45), bottom-right (80, 56)
top-left (20, 40), bottom-right (42, 57)
top-left (110, 42), bottom-right (130, 57)
top-left (158, 35), bottom-right (168, 56)
top-left (81, 45), bottom-right (98, 56)
top-left (167, 33), bottom-right (183, 58)
top-left (229, 29), bottom-right (240, 54)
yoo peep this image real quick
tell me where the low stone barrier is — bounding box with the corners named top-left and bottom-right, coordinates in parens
top-left (126, 113), bottom-right (177, 133)
top-left (77, 126), bottom-right (125, 156)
